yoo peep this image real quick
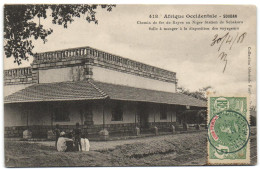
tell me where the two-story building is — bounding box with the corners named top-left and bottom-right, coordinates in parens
top-left (4, 46), bottom-right (206, 138)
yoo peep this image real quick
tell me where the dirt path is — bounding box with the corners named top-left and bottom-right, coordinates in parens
top-left (33, 131), bottom-right (206, 151)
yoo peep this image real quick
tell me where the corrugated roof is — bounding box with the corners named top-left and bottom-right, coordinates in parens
top-left (4, 81), bottom-right (206, 107)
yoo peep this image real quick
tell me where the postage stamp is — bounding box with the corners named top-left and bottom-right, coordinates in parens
top-left (207, 95), bottom-right (250, 164)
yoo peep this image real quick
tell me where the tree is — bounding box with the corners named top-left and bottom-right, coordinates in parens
top-left (177, 86), bottom-right (215, 101)
top-left (4, 4), bottom-right (116, 65)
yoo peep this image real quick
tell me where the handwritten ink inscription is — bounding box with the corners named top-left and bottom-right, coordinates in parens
top-left (211, 32), bottom-right (247, 73)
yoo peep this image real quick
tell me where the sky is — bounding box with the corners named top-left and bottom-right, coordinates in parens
top-left (4, 5), bottom-right (257, 105)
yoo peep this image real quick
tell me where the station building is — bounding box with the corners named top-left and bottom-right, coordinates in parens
top-left (4, 46), bottom-right (206, 138)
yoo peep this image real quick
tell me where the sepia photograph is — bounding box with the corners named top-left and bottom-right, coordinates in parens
top-left (3, 3), bottom-right (257, 167)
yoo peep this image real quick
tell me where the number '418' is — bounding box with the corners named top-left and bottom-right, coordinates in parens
top-left (149, 14), bottom-right (158, 18)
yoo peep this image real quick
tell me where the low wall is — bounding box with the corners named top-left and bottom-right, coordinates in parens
top-left (4, 122), bottom-right (177, 138)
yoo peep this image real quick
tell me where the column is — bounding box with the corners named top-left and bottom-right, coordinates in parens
top-left (99, 100), bottom-right (109, 140)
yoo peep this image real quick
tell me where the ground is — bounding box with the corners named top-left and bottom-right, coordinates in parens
top-left (5, 129), bottom-right (256, 167)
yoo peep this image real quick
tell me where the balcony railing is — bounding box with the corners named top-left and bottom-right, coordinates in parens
top-left (4, 67), bottom-right (32, 79)
top-left (33, 47), bottom-right (176, 80)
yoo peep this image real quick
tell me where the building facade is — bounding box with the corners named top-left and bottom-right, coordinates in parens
top-left (4, 46), bottom-right (206, 138)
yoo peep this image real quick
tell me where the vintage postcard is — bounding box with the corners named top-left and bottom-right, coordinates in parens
top-left (3, 4), bottom-right (256, 167)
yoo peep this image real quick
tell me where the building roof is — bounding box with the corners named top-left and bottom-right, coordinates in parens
top-left (92, 81), bottom-right (206, 107)
top-left (4, 81), bottom-right (206, 107)
top-left (4, 81), bottom-right (107, 103)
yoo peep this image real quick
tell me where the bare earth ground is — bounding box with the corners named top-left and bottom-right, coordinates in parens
top-left (5, 129), bottom-right (256, 167)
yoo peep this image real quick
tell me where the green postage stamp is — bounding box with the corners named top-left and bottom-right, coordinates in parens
top-left (207, 95), bottom-right (250, 164)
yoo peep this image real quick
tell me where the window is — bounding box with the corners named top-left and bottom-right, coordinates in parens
top-left (111, 103), bottom-right (123, 121)
top-left (160, 105), bottom-right (167, 120)
top-left (53, 105), bottom-right (70, 122)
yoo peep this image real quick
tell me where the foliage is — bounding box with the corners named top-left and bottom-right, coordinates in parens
top-left (177, 86), bottom-right (215, 101)
top-left (4, 4), bottom-right (116, 65)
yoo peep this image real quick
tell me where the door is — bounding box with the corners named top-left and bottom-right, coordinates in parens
top-left (138, 103), bottom-right (149, 129)
top-left (140, 112), bottom-right (149, 128)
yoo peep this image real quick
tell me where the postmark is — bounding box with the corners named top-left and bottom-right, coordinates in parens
top-left (207, 95), bottom-right (250, 164)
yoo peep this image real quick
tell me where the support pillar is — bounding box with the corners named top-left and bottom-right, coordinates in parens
top-left (171, 111), bottom-right (176, 134)
top-left (47, 105), bottom-right (55, 140)
top-left (51, 110), bottom-right (53, 128)
top-left (171, 125), bottom-right (176, 134)
top-left (103, 101), bottom-right (105, 130)
top-left (171, 112), bottom-right (172, 123)
top-left (80, 109), bottom-right (84, 125)
top-left (26, 111), bottom-right (29, 128)
top-left (135, 111), bottom-right (137, 127)
top-left (99, 100), bottom-right (109, 140)
top-left (195, 124), bottom-right (201, 130)
top-left (153, 111), bottom-right (158, 135)
top-left (134, 112), bottom-right (140, 136)
top-left (23, 109), bottom-right (32, 139)
top-left (154, 126), bottom-right (158, 135)
top-left (153, 112), bottom-right (156, 125)
top-left (183, 122), bottom-right (189, 131)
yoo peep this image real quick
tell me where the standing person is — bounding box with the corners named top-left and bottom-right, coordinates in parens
top-left (53, 124), bottom-right (60, 149)
top-left (73, 122), bottom-right (82, 151)
top-left (81, 134), bottom-right (90, 152)
top-left (81, 134), bottom-right (86, 151)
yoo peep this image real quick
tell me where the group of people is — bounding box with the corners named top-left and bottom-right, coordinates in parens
top-left (54, 123), bottom-right (90, 152)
